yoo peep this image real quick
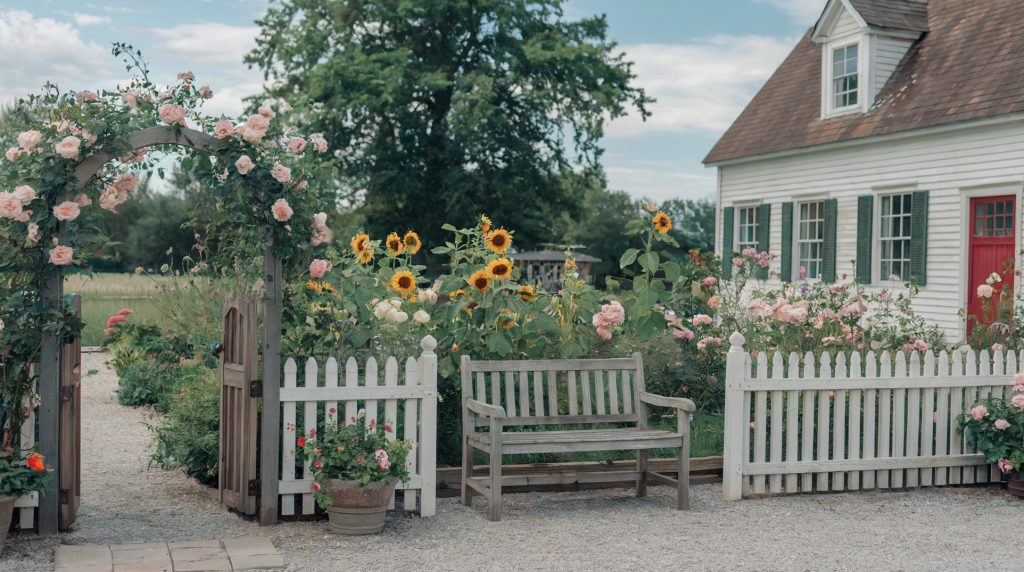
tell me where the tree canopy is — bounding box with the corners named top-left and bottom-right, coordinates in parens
top-left (247, 0), bottom-right (652, 251)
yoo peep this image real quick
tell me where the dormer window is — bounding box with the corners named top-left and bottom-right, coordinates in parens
top-left (831, 44), bottom-right (859, 109)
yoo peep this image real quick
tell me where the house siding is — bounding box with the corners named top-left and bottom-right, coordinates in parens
top-left (715, 120), bottom-right (1024, 343)
top-left (832, 7), bottom-right (862, 37)
top-left (872, 36), bottom-right (914, 100)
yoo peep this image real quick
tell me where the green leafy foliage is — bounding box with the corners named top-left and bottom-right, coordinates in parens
top-left (149, 366), bottom-right (220, 486)
top-left (958, 388), bottom-right (1024, 475)
top-left (0, 455), bottom-right (52, 497)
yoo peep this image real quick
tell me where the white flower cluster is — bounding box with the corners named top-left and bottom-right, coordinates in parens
top-left (372, 297), bottom-right (432, 324)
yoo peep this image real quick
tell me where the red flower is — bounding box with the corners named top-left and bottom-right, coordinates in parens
top-left (309, 429), bottom-right (317, 438)
top-left (356, 455), bottom-right (365, 463)
top-left (329, 407), bottom-right (336, 415)
top-left (314, 460), bottom-right (324, 469)
top-left (297, 436), bottom-right (306, 448)
top-left (26, 452), bottom-right (45, 472)
top-left (117, 308), bottom-right (134, 316)
top-left (369, 418), bottom-right (376, 427)
top-left (384, 424), bottom-right (393, 433)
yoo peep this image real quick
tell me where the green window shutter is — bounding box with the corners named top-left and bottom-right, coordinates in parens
top-left (721, 206), bottom-right (735, 279)
top-left (909, 190), bottom-right (929, 286)
top-left (822, 198), bottom-right (839, 282)
top-left (856, 195), bottom-right (873, 284)
top-left (757, 203), bottom-right (771, 279)
top-left (780, 202), bottom-right (794, 282)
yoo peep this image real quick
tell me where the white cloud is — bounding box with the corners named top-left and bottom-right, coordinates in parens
top-left (73, 12), bottom-right (111, 26)
top-left (0, 10), bottom-right (114, 104)
top-left (605, 165), bottom-right (716, 202)
top-left (608, 35), bottom-right (796, 137)
top-left (150, 23), bottom-right (260, 66)
top-left (755, 0), bottom-right (827, 25)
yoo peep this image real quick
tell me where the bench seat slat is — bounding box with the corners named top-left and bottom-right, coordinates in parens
top-left (468, 428), bottom-right (683, 455)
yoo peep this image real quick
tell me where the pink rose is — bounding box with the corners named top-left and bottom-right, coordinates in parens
top-left (992, 343), bottom-right (1004, 352)
top-left (271, 198), bottom-right (293, 222)
top-left (53, 201), bottom-right (81, 221)
top-left (309, 259), bottom-right (330, 279)
top-left (672, 328), bottom-right (695, 341)
top-left (289, 137), bottom-right (307, 155)
top-left (971, 405), bottom-right (988, 420)
top-left (596, 325), bottom-right (613, 341)
top-left (13, 185), bottom-right (36, 205)
top-left (48, 245), bottom-right (74, 266)
top-left (997, 458), bottom-right (1014, 474)
top-left (114, 173), bottom-right (138, 193)
top-left (121, 91), bottom-right (138, 108)
top-left (214, 119), bottom-right (234, 140)
top-left (177, 70), bottom-right (195, 81)
top-left (977, 284), bottom-right (994, 299)
top-left (76, 90), bottom-right (98, 103)
top-left (118, 309), bottom-right (134, 316)
top-left (103, 327), bottom-right (115, 337)
top-left (158, 104), bottom-right (186, 126)
top-left (692, 314), bottom-right (713, 327)
top-left (732, 256), bottom-right (745, 268)
top-left (598, 301), bottom-right (625, 325)
top-left (235, 155), bottom-right (255, 175)
top-left (17, 130), bottom-right (42, 151)
top-left (995, 419), bottom-right (1010, 431)
top-left (98, 186), bottom-right (128, 212)
top-left (747, 298), bottom-right (770, 318)
top-left (198, 86), bottom-right (213, 99)
top-left (75, 193), bottom-right (92, 207)
top-left (311, 482), bottom-right (321, 492)
top-left (0, 193), bottom-right (23, 219)
top-left (708, 295), bottom-right (720, 308)
top-left (271, 163), bottom-right (292, 183)
top-left (310, 134), bottom-right (328, 153)
top-left (258, 105), bottom-right (275, 119)
top-left (702, 276), bottom-right (717, 287)
top-left (55, 136), bottom-right (81, 160)
top-left (1012, 394), bottom-right (1024, 410)
top-left (27, 223), bottom-right (40, 243)
top-left (246, 113), bottom-right (270, 132)
top-left (5, 147), bottom-right (20, 162)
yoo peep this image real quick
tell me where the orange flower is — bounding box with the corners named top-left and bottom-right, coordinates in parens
top-left (519, 284), bottom-right (537, 302)
top-left (403, 231), bottom-right (422, 255)
top-left (350, 233), bottom-right (371, 255)
top-left (486, 257), bottom-right (513, 280)
top-left (357, 249), bottom-right (375, 265)
top-left (385, 232), bottom-right (404, 255)
top-left (652, 211), bottom-right (672, 234)
top-left (480, 214), bottom-right (492, 233)
top-left (26, 452), bottom-right (45, 472)
top-left (485, 229), bottom-right (511, 254)
top-left (391, 270), bottom-right (416, 295)
top-left (468, 270), bottom-right (493, 292)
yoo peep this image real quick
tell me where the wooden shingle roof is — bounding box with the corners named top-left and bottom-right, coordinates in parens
top-left (704, 0), bottom-right (1024, 164)
top-left (848, 0), bottom-right (929, 33)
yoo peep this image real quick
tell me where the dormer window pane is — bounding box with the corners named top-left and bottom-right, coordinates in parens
top-left (832, 44), bottom-right (859, 109)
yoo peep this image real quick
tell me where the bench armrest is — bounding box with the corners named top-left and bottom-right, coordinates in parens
top-left (639, 391), bottom-right (696, 414)
top-left (466, 398), bottom-right (507, 419)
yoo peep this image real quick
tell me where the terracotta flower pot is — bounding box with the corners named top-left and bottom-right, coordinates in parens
top-left (0, 495), bottom-right (15, 555)
top-left (325, 479), bottom-right (396, 535)
top-left (1007, 471), bottom-right (1024, 499)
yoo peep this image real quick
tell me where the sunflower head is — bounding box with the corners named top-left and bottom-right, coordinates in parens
top-left (468, 269), bottom-right (492, 292)
top-left (480, 214), bottom-right (492, 233)
top-left (564, 257), bottom-right (578, 274)
top-left (485, 229), bottom-right (512, 254)
top-left (497, 308), bottom-right (518, 331)
top-left (487, 257), bottom-right (513, 280)
top-left (357, 249), bottom-right (375, 265)
top-left (518, 284), bottom-right (537, 302)
top-left (403, 231), bottom-right (421, 255)
top-left (391, 270), bottom-right (416, 295)
top-left (652, 211), bottom-right (672, 234)
top-left (386, 232), bottom-right (404, 255)
top-left (351, 233), bottom-right (371, 255)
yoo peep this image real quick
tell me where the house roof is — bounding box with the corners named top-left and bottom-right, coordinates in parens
top-left (704, 0), bottom-right (1024, 164)
top-left (514, 250), bottom-right (601, 263)
top-left (848, 0), bottom-right (929, 33)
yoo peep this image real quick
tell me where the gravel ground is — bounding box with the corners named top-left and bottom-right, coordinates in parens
top-left (3, 352), bottom-right (1021, 571)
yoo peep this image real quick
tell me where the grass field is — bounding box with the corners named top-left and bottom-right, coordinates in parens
top-left (66, 273), bottom-right (173, 346)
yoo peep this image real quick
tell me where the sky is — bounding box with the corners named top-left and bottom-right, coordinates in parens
top-left (0, 0), bottom-right (827, 202)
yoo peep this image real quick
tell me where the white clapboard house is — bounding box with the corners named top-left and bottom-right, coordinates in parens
top-left (704, 0), bottom-right (1024, 341)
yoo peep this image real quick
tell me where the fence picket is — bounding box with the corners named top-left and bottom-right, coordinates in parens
top-left (345, 358), bottom-right (359, 423)
top-left (949, 348), bottom-right (965, 485)
top-left (962, 347), bottom-right (977, 485)
top-left (862, 351), bottom-right (876, 490)
top-left (877, 351), bottom-right (892, 489)
top-left (832, 352), bottom-right (847, 492)
top-left (384, 357), bottom-right (399, 510)
top-left (752, 352), bottom-right (767, 495)
top-left (847, 352), bottom-right (861, 490)
top-left (301, 358), bottom-right (319, 514)
top-left (799, 351), bottom-right (815, 493)
top-left (366, 357), bottom-right (379, 429)
top-left (767, 354), bottom-right (783, 494)
top-left (920, 352), bottom-right (935, 486)
top-left (815, 352), bottom-right (831, 492)
top-left (905, 352), bottom-right (921, 488)
top-left (403, 357), bottom-right (420, 511)
top-left (782, 352), bottom-right (799, 494)
top-left (892, 352), bottom-right (907, 488)
top-left (325, 358), bottom-right (339, 428)
top-left (281, 358), bottom-right (298, 516)
top-left (934, 351), bottom-right (950, 486)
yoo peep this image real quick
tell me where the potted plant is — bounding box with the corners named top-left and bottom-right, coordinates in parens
top-left (958, 375), bottom-right (1024, 497)
top-left (0, 452), bottom-right (51, 553)
top-left (297, 409), bottom-right (411, 535)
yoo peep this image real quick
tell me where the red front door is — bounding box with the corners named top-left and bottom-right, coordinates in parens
top-left (967, 195), bottom-right (1016, 334)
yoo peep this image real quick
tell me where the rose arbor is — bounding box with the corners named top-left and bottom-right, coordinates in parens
top-left (0, 47), bottom-right (333, 532)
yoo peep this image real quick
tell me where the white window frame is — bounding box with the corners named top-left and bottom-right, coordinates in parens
top-left (877, 192), bottom-right (914, 282)
top-left (795, 200), bottom-right (826, 280)
top-left (831, 42), bottom-right (860, 110)
top-left (735, 205), bottom-right (761, 254)
top-left (821, 35), bottom-right (869, 117)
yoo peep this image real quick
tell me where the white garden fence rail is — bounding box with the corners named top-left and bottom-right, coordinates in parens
top-left (279, 336), bottom-right (437, 517)
top-left (723, 333), bottom-right (1014, 500)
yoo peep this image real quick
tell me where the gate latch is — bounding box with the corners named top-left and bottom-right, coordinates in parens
top-left (249, 379), bottom-right (263, 398)
top-left (59, 386), bottom-right (75, 402)
top-left (247, 479), bottom-right (261, 496)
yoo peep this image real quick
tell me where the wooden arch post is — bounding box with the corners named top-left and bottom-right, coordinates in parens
top-left (37, 126), bottom-right (284, 533)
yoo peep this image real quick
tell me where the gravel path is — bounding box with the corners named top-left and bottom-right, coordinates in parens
top-left (3, 352), bottom-right (1021, 571)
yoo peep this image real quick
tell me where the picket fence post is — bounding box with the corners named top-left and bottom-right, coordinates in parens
top-left (418, 335), bottom-right (438, 517)
top-left (722, 332), bottom-right (746, 501)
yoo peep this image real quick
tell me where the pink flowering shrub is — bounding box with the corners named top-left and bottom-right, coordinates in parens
top-left (958, 374), bottom-right (1024, 477)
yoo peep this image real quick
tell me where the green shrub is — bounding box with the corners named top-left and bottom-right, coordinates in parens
top-left (149, 365), bottom-right (220, 486)
top-left (117, 360), bottom-right (211, 413)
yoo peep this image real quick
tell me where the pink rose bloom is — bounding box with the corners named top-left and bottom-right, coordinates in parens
top-left (1012, 394), bottom-right (1024, 410)
top-left (0, 193), bottom-right (23, 219)
top-left (707, 295), bottom-right (720, 309)
top-left (971, 405), bottom-right (988, 420)
top-left (75, 193), bottom-right (92, 207)
top-left (789, 303), bottom-right (808, 323)
top-left (17, 130), bottom-right (42, 151)
top-left (13, 185), bottom-right (36, 205)
top-left (311, 225), bottom-right (332, 246)
top-left (596, 325), bottom-right (613, 341)
top-left (599, 301), bottom-right (625, 325)
top-left (81, 129), bottom-right (97, 146)
top-left (118, 309), bottom-right (134, 316)
top-left (672, 328), bottom-right (695, 341)
top-left (258, 105), bottom-right (275, 119)
top-left (121, 91), bottom-right (138, 108)
top-left (55, 136), bottom-right (81, 160)
top-left (48, 245), bottom-right (74, 266)
top-left (98, 186), bottom-right (128, 212)
top-left (312, 212), bottom-right (328, 228)
top-left (235, 155), bottom-right (255, 175)
top-left (53, 201), bottom-right (81, 221)
top-left (247, 113), bottom-right (270, 131)
top-left (702, 276), bottom-right (717, 287)
top-left (103, 327), bottom-right (115, 337)
top-left (309, 258), bottom-right (330, 279)
top-left (271, 163), bottom-right (292, 183)
top-left (311, 482), bottom-right (321, 492)
top-left (198, 86), bottom-right (213, 99)
top-left (289, 137), bottom-right (307, 155)
top-left (158, 104), bottom-right (186, 126)
top-left (214, 120), bottom-right (234, 140)
top-left (379, 459), bottom-right (391, 470)
top-left (14, 209), bottom-right (30, 223)
top-left (114, 173), bottom-right (138, 193)
top-left (732, 256), bottom-right (744, 268)
top-left (5, 147), bottom-right (20, 162)
top-left (310, 134), bottom-right (328, 153)
top-left (27, 223), bottom-right (40, 243)
top-left (995, 419), bottom-right (1010, 431)
top-left (692, 314), bottom-right (713, 326)
top-left (977, 284), bottom-right (994, 299)
top-left (271, 198), bottom-right (293, 222)
top-left (77, 90), bottom-right (98, 103)
top-left (839, 300), bottom-right (866, 317)
top-left (741, 247), bottom-right (756, 257)
top-left (992, 343), bottom-right (1004, 352)
top-left (106, 315), bottom-right (126, 327)
top-left (997, 458), bottom-right (1014, 474)
top-left (747, 298), bottom-right (769, 318)
top-left (177, 70), bottom-right (195, 81)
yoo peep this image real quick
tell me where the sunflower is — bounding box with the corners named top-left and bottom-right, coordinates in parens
top-left (487, 257), bottom-right (513, 280)
top-left (351, 233), bottom-right (371, 255)
top-left (497, 308), bottom-right (518, 331)
top-left (480, 215), bottom-right (492, 233)
top-left (468, 269), bottom-right (492, 292)
top-left (403, 231), bottom-right (422, 255)
top-left (391, 270), bottom-right (416, 295)
top-left (652, 211), bottom-right (672, 234)
top-left (386, 232), bottom-right (404, 255)
top-left (518, 284), bottom-right (537, 302)
top-left (449, 289), bottom-right (468, 299)
top-left (357, 248), bottom-right (375, 265)
top-left (485, 229), bottom-right (512, 254)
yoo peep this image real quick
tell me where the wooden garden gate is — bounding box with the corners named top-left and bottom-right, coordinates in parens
top-left (219, 298), bottom-right (259, 515)
top-left (58, 294), bottom-right (82, 531)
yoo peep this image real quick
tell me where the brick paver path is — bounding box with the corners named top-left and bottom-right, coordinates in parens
top-left (53, 536), bottom-right (284, 572)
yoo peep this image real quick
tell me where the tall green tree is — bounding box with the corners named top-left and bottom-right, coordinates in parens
top-left (247, 0), bottom-right (652, 251)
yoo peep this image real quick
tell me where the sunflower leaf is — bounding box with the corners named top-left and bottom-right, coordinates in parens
top-left (619, 248), bottom-right (640, 269)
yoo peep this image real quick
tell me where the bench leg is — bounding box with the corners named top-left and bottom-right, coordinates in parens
top-left (636, 450), bottom-right (648, 498)
top-left (461, 434), bottom-right (473, 507)
top-left (678, 435), bottom-right (691, 510)
top-left (488, 435), bottom-right (503, 521)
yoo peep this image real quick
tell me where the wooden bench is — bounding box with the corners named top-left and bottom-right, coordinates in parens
top-left (460, 353), bottom-right (695, 521)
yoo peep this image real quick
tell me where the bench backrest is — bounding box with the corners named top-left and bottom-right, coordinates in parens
top-left (460, 354), bottom-right (647, 426)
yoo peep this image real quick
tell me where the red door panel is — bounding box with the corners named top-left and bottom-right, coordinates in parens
top-left (967, 195), bottom-right (1016, 335)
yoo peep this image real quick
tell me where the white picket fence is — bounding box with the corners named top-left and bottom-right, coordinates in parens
top-left (279, 336), bottom-right (438, 517)
top-left (723, 332), bottom-right (1015, 500)
top-left (13, 388), bottom-right (38, 529)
